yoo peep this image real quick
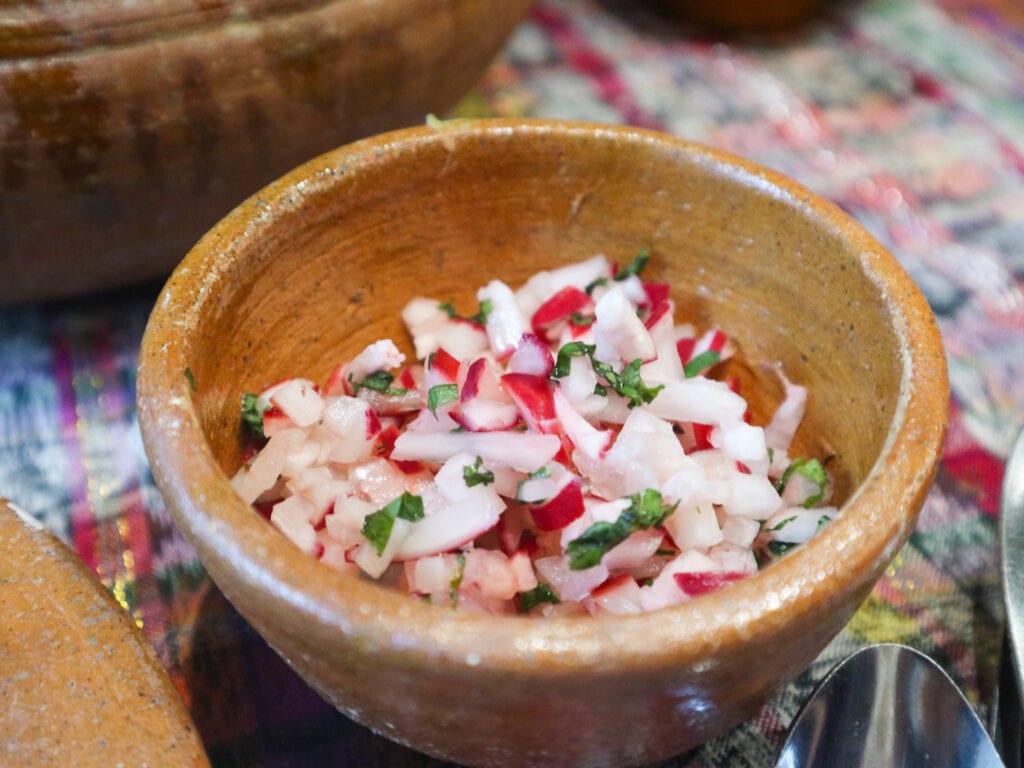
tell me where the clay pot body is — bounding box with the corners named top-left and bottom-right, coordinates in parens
top-left (0, 0), bottom-right (533, 303)
top-left (138, 120), bottom-right (948, 768)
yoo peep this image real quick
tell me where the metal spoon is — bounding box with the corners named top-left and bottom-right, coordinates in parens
top-left (775, 643), bottom-right (1003, 768)
top-left (995, 427), bottom-right (1024, 766)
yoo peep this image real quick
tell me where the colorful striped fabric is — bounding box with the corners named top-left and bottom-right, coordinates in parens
top-left (1, 0), bottom-right (1021, 764)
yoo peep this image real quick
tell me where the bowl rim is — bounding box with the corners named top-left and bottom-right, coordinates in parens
top-left (137, 117), bottom-right (949, 674)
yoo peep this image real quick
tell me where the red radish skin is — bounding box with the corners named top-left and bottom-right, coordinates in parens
top-left (673, 571), bottom-right (746, 597)
top-left (529, 476), bottom-right (585, 532)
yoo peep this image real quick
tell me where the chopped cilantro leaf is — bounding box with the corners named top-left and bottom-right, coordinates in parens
top-left (767, 540), bottom-right (798, 558)
top-left (427, 383), bottom-right (459, 416)
top-left (569, 312), bottom-right (595, 327)
top-left (613, 249), bottom-right (649, 281)
top-left (438, 299), bottom-right (493, 326)
top-left (463, 456), bottom-right (495, 487)
top-left (450, 552), bottom-right (466, 608)
top-left (566, 489), bottom-right (677, 570)
top-left (592, 358), bottom-right (664, 408)
top-left (361, 492), bottom-right (425, 555)
top-left (349, 369), bottom-right (409, 397)
top-left (241, 392), bottom-right (266, 440)
top-left (518, 583), bottom-right (560, 613)
top-left (584, 276), bottom-right (609, 295)
top-left (817, 515), bottom-right (832, 530)
top-left (552, 343), bottom-right (663, 407)
top-left (683, 350), bottom-right (721, 378)
top-left (551, 341), bottom-right (595, 379)
top-left (529, 466), bottom-right (552, 480)
top-left (184, 367), bottom-right (196, 391)
top-left (774, 457), bottom-right (828, 507)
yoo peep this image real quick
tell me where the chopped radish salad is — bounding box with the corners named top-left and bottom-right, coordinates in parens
top-left (231, 253), bottom-right (835, 616)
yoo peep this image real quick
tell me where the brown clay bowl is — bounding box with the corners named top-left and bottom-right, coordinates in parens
top-left (0, 0), bottom-right (533, 305)
top-left (0, 499), bottom-right (209, 767)
top-left (137, 119), bottom-right (948, 767)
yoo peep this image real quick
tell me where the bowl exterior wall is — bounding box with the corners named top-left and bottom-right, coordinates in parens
top-left (138, 120), bottom-right (948, 767)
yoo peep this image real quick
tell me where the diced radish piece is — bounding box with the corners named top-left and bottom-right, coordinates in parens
top-left (644, 377), bottom-right (747, 426)
top-left (463, 550), bottom-right (520, 601)
top-left (321, 396), bottom-right (377, 463)
top-left (426, 346), bottom-right (461, 384)
top-left (764, 507), bottom-right (838, 544)
top-left (529, 475), bottom-right (584, 532)
top-left (478, 279), bottom-right (528, 357)
top-left (641, 282), bottom-right (671, 314)
top-left (720, 514), bottom-right (761, 548)
top-left (530, 286), bottom-right (594, 340)
top-left (232, 428), bottom-right (305, 505)
top-left (270, 495), bottom-right (318, 554)
top-left (403, 297), bottom-right (451, 359)
top-left (640, 299), bottom-right (684, 385)
top-left (587, 574), bottom-right (645, 616)
top-left (337, 340), bottom-right (406, 394)
top-left (639, 549), bottom-right (717, 611)
top-left (324, 494), bottom-right (376, 547)
top-left (501, 373), bottom-right (558, 433)
top-left (551, 388), bottom-right (614, 462)
top-left (269, 378), bottom-right (325, 427)
top-left (513, 254), bottom-right (611, 318)
top-left (450, 398), bottom-right (521, 432)
top-left (534, 555), bottom-right (609, 603)
top-left (764, 374), bottom-right (808, 453)
top-left (261, 406), bottom-right (291, 438)
top-left (601, 528), bottom-right (664, 572)
top-left (507, 333), bottom-right (555, 377)
top-left (391, 431), bottom-right (560, 473)
top-left (508, 549), bottom-right (538, 593)
top-left (673, 570), bottom-right (745, 597)
top-left (713, 420), bottom-right (770, 475)
top-left (724, 473), bottom-right (784, 520)
top-left (592, 285), bottom-right (655, 365)
top-left (662, 504), bottom-right (723, 552)
top-left (433, 320), bottom-right (490, 361)
top-left (319, 537), bottom-right (358, 573)
top-left (603, 407), bottom-right (690, 493)
top-left (707, 541), bottom-right (758, 575)
top-left (353, 516), bottom-right (412, 579)
top-left (349, 458), bottom-right (416, 507)
top-left (406, 553), bottom-right (458, 596)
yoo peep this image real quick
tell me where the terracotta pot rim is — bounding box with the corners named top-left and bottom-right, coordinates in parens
top-left (138, 118), bottom-right (948, 674)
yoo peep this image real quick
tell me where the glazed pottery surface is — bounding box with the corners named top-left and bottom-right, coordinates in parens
top-left (0, 0), bottom-right (532, 304)
top-left (137, 119), bottom-right (948, 768)
top-left (0, 499), bottom-right (209, 767)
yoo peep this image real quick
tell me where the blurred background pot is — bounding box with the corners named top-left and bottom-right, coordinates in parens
top-left (0, 0), bottom-right (533, 304)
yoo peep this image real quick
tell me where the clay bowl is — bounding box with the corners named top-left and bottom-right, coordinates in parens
top-left (0, 499), bottom-right (209, 767)
top-left (137, 119), bottom-right (948, 767)
top-left (0, 0), bottom-right (533, 305)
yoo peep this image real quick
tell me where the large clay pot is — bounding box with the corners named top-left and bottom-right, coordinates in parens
top-left (0, 0), bottom-right (533, 303)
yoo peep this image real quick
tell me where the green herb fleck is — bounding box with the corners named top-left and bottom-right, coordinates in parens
top-left (584, 276), bottom-right (609, 295)
top-left (184, 367), bottom-right (196, 391)
top-left (463, 456), bottom-right (495, 487)
top-left (683, 349), bottom-right (721, 378)
top-left (569, 312), bottom-right (595, 327)
top-left (349, 370), bottom-right (408, 396)
top-left (566, 489), bottom-right (677, 570)
top-left (551, 341), bottom-right (596, 379)
top-left (450, 552), bottom-right (466, 608)
top-left (817, 515), bottom-right (832, 530)
top-left (767, 540), bottom-right (798, 558)
top-left (241, 393), bottom-right (266, 440)
top-left (518, 583), bottom-right (560, 613)
top-left (774, 457), bottom-right (828, 507)
top-left (361, 492), bottom-right (425, 555)
top-left (613, 249), bottom-right (649, 281)
top-left (427, 383), bottom-right (459, 416)
top-left (439, 299), bottom-right (493, 326)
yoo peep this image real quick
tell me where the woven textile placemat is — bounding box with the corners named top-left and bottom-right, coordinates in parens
top-left (1, 0), bottom-right (1021, 764)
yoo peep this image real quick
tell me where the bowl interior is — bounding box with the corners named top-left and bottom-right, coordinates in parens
top-left (140, 119), bottom-right (948, 766)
